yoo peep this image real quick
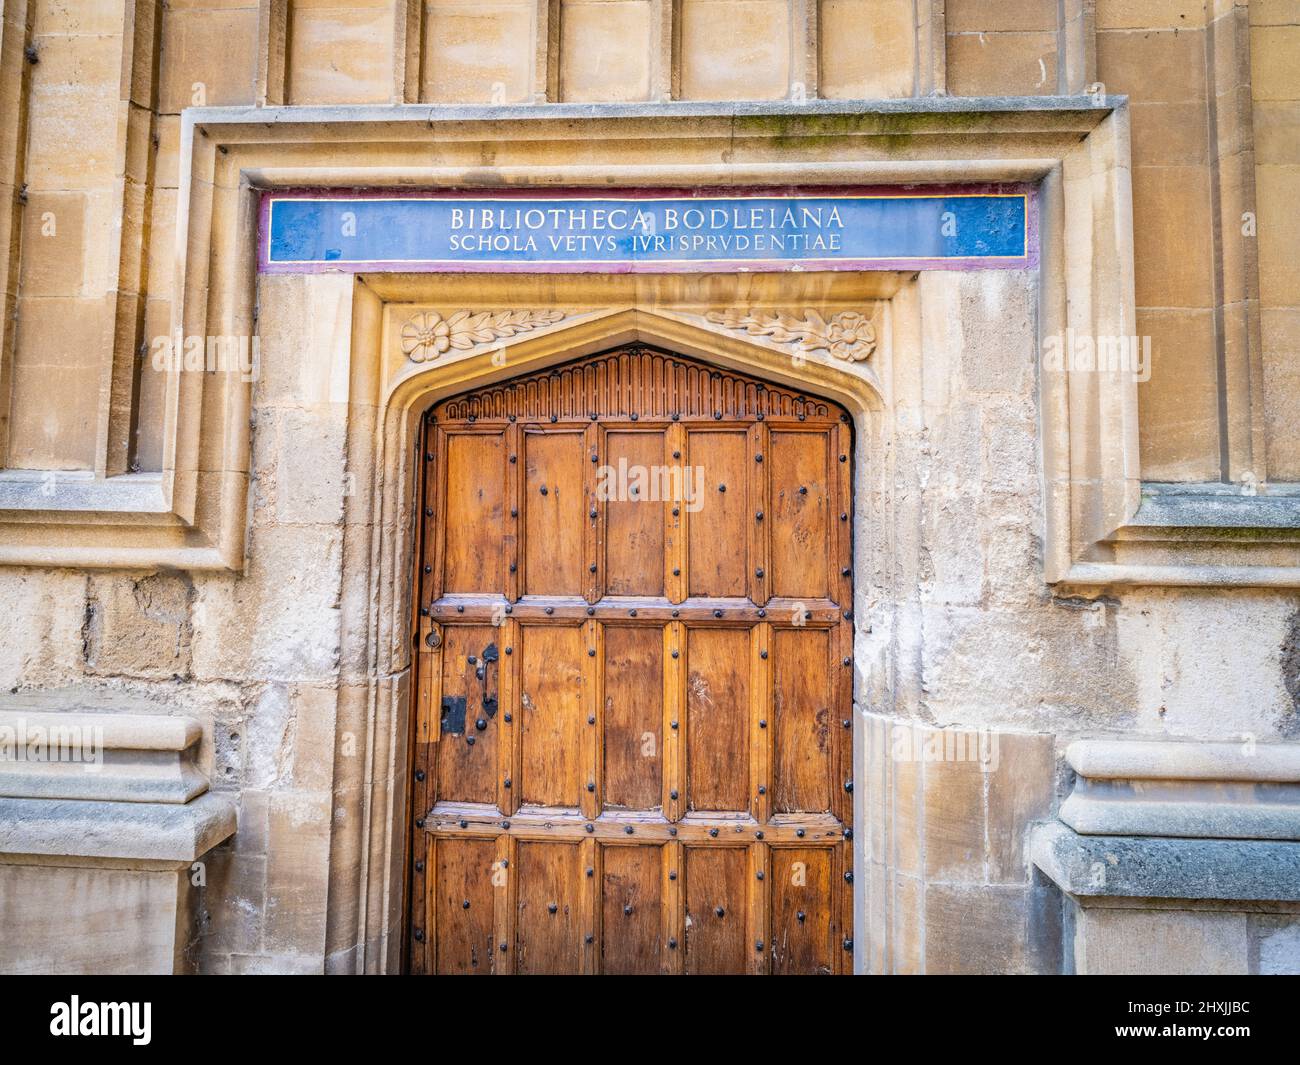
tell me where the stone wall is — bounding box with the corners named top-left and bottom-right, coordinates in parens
top-left (3, 266), bottom-right (1295, 973)
top-left (4, 1), bottom-right (1296, 485)
top-left (0, 1), bottom-right (1298, 975)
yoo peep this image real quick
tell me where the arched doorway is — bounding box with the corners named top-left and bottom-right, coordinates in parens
top-left (406, 344), bottom-right (854, 974)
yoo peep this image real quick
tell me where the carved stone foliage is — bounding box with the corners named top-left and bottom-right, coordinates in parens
top-left (400, 309), bottom-right (566, 362)
top-left (704, 308), bottom-right (877, 362)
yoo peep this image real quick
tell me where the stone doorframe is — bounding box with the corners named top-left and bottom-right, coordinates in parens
top-left (18, 96), bottom-right (1283, 974)
top-left (346, 275), bottom-right (896, 973)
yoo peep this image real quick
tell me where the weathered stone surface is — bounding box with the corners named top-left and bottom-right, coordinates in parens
top-left (0, 858), bottom-right (201, 975)
top-left (0, 2), bottom-right (1298, 978)
top-left (1073, 906), bottom-right (1251, 975)
top-left (0, 792), bottom-right (236, 863)
top-left (1031, 822), bottom-right (1300, 902)
top-left (0, 707), bottom-right (207, 804)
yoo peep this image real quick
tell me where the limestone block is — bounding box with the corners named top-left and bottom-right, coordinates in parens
top-left (158, 4), bottom-right (259, 112)
top-left (1262, 308), bottom-right (1300, 480)
top-left (1256, 163), bottom-right (1300, 308)
top-left (560, 0), bottom-right (653, 103)
top-left (1252, 914), bottom-right (1300, 974)
top-left (0, 571), bottom-right (86, 691)
top-left (0, 789), bottom-right (236, 975)
top-left (421, 0), bottom-right (535, 103)
top-left (1031, 822), bottom-right (1300, 902)
top-left (1073, 906), bottom-right (1249, 975)
top-left (1128, 101), bottom-right (1210, 167)
top-left (1115, 589), bottom-right (1296, 740)
top-left (0, 708), bottom-right (206, 804)
top-left (286, 0), bottom-right (395, 105)
top-left (946, 0), bottom-right (1059, 33)
top-left (818, 0), bottom-right (915, 100)
top-left (946, 32), bottom-right (1058, 96)
top-left (83, 573), bottom-right (194, 679)
top-left (262, 790), bottom-right (332, 963)
top-left (924, 883), bottom-right (1060, 974)
top-left (0, 792), bottom-right (236, 861)
top-left (921, 755), bottom-right (985, 883)
top-left (22, 31), bottom-right (120, 190)
top-left (1251, 24), bottom-right (1300, 102)
top-left (987, 731), bottom-right (1056, 882)
top-left (1060, 738), bottom-right (1300, 840)
top-left (677, 0), bottom-right (790, 101)
top-left (1132, 168), bottom-right (1217, 309)
top-left (1097, 24), bottom-right (1208, 105)
top-left (1135, 307), bottom-right (1220, 481)
top-left (190, 523), bottom-right (344, 684)
top-left (0, 857), bottom-right (201, 975)
top-left (1095, 1), bottom-right (1205, 30)
top-left (17, 191), bottom-right (86, 298)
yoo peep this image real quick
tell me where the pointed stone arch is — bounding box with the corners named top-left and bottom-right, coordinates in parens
top-left (329, 302), bottom-right (887, 973)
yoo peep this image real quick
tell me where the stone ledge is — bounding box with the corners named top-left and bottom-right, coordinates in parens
top-left (0, 708), bottom-right (201, 752)
top-left (1059, 739), bottom-right (1300, 841)
top-left (1067, 739), bottom-right (1300, 782)
top-left (0, 708), bottom-right (207, 804)
top-left (1131, 483), bottom-right (1300, 531)
top-left (0, 793), bottom-right (237, 863)
top-left (1061, 791), bottom-right (1300, 841)
top-left (1030, 822), bottom-right (1300, 903)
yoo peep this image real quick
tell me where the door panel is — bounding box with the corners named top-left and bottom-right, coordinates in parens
top-left (769, 846), bottom-right (835, 975)
top-left (433, 836), bottom-right (497, 975)
top-left (523, 430), bottom-right (586, 596)
top-left (684, 626), bottom-right (751, 814)
top-left (768, 429), bottom-right (832, 600)
top-left (410, 346), bottom-right (853, 975)
top-left (441, 431), bottom-right (507, 594)
top-left (518, 624), bottom-right (585, 808)
top-left (683, 846), bottom-right (749, 974)
top-left (434, 624), bottom-right (502, 806)
top-left (604, 430), bottom-right (666, 596)
top-left (515, 841), bottom-right (584, 974)
top-left (772, 626), bottom-right (834, 815)
top-left (600, 844), bottom-right (664, 974)
top-left (602, 624), bottom-right (663, 811)
top-left (686, 429), bottom-right (749, 598)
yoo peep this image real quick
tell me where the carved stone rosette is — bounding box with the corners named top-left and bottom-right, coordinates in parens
top-left (400, 309), bottom-right (567, 362)
top-left (704, 308), bottom-right (877, 362)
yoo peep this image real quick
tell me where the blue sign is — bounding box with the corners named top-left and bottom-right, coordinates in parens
top-left (261, 190), bottom-right (1032, 273)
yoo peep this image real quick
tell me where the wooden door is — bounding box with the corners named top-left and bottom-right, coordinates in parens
top-left (408, 345), bottom-right (854, 975)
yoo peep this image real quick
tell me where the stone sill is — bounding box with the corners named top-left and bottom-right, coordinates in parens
top-left (0, 793), bottom-right (237, 864)
top-left (1130, 482), bottom-right (1300, 531)
top-left (0, 470), bottom-right (171, 515)
top-left (1031, 822), bottom-right (1300, 903)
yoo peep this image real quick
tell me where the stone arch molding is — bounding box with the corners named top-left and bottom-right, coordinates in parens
top-left (337, 291), bottom-right (895, 974)
top-left (384, 306), bottom-right (888, 422)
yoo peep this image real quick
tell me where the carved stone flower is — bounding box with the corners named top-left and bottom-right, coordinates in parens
top-left (825, 311), bottom-right (876, 362)
top-left (401, 309), bottom-right (567, 364)
top-left (401, 312), bottom-right (451, 363)
top-left (704, 307), bottom-right (877, 363)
